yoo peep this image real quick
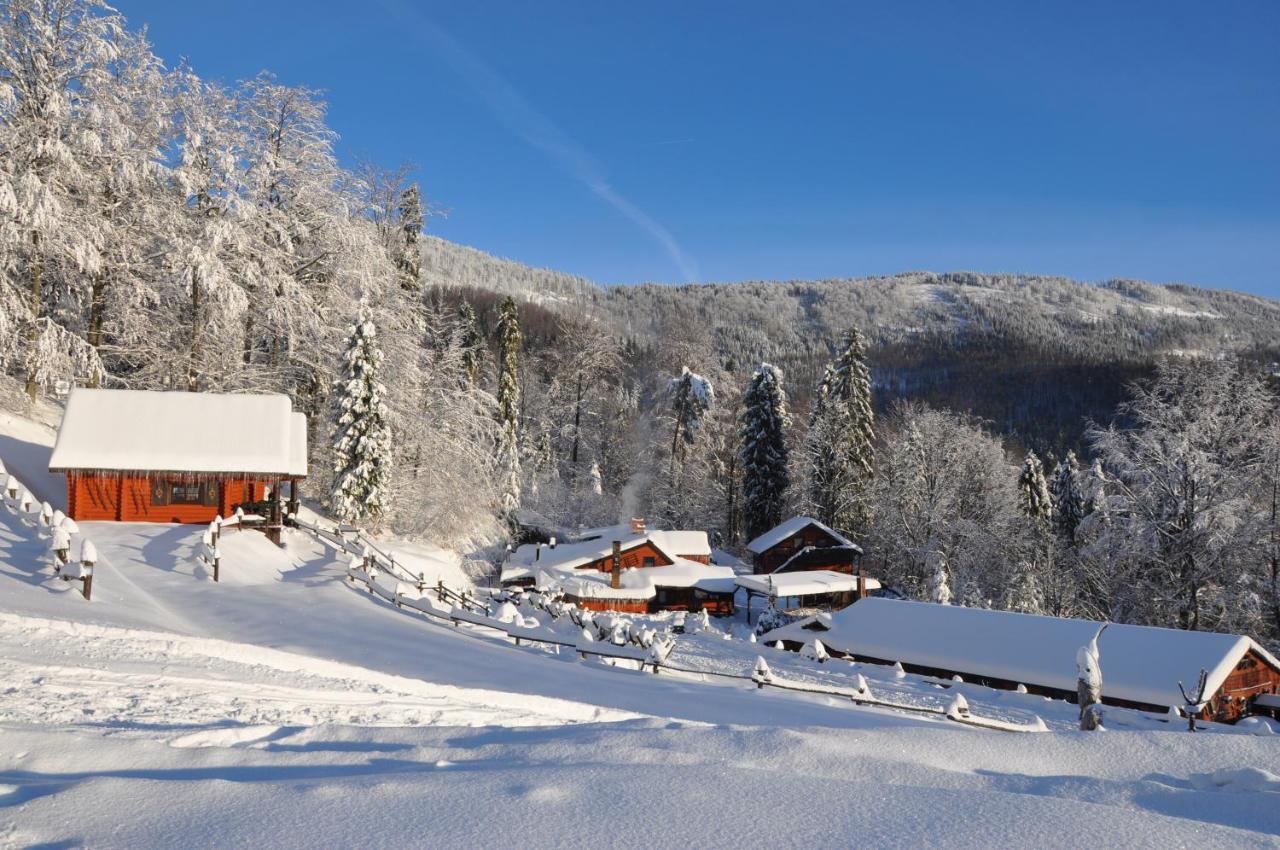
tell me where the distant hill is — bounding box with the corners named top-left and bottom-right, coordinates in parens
top-left (420, 236), bottom-right (1280, 453)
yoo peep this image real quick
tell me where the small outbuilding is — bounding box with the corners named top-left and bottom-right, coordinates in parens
top-left (745, 516), bottom-right (863, 575)
top-left (762, 598), bottom-right (1280, 722)
top-left (49, 389), bottom-right (307, 525)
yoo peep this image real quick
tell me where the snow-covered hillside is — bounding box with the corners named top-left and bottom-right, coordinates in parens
top-left (2, 410), bottom-right (1279, 848)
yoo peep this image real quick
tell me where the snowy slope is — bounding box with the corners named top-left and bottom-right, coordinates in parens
top-left (4, 410), bottom-right (1280, 848)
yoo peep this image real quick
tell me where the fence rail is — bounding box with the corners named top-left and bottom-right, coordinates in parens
top-left (291, 516), bottom-right (1042, 733)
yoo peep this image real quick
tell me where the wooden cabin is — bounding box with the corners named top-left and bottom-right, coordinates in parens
top-left (49, 389), bottom-right (307, 525)
top-left (501, 521), bottom-right (733, 614)
top-left (762, 598), bottom-right (1280, 723)
top-left (746, 516), bottom-right (863, 575)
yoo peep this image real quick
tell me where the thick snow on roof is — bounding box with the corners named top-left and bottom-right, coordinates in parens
top-left (745, 516), bottom-right (858, 554)
top-left (763, 598), bottom-right (1279, 710)
top-left (648, 529), bottom-right (711, 557)
top-left (736, 571), bottom-right (881, 598)
top-left (49, 389), bottom-right (306, 477)
top-left (507, 535), bottom-right (655, 573)
top-left (288, 413), bottom-right (308, 477)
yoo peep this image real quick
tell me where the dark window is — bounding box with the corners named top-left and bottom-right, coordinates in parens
top-left (170, 483), bottom-right (203, 504)
top-left (643, 556), bottom-right (656, 567)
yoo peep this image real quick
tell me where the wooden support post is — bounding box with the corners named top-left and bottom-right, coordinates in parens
top-left (213, 554), bottom-right (220, 583)
top-left (82, 571), bottom-right (93, 602)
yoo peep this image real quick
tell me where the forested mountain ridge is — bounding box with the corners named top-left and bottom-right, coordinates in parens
top-left (419, 236), bottom-right (1280, 451)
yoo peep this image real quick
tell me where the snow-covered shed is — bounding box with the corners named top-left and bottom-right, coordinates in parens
top-left (746, 516), bottom-right (863, 575)
top-left (761, 598), bottom-right (1280, 721)
top-left (735, 571), bottom-right (881, 624)
top-left (49, 389), bottom-right (307, 524)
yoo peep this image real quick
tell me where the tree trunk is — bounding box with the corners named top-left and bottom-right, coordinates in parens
top-left (188, 269), bottom-right (202, 391)
top-left (24, 231), bottom-right (43, 401)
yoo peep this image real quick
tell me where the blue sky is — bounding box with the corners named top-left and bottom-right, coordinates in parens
top-left (123, 1), bottom-right (1279, 295)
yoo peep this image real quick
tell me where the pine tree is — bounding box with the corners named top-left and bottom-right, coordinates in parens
top-left (1006, 559), bottom-right (1044, 614)
top-left (928, 550), bottom-right (952, 605)
top-left (455, 300), bottom-right (483, 385)
top-left (740, 363), bottom-right (791, 540)
top-left (330, 302), bottom-right (393, 528)
top-left (805, 327), bottom-right (875, 538)
top-left (495, 296), bottom-right (523, 524)
top-left (1017, 450), bottom-right (1053, 523)
top-left (396, 183), bottom-right (423, 293)
top-left (1049, 451), bottom-right (1085, 544)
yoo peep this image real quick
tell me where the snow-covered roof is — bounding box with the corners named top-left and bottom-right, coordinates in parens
top-left (735, 571), bottom-right (881, 598)
top-left (745, 516), bottom-right (859, 555)
top-left (288, 413), bottom-right (308, 477)
top-left (762, 598), bottom-right (1280, 710)
top-left (648, 529), bottom-right (711, 558)
top-left (49, 389), bottom-right (307, 478)
top-left (507, 535), bottom-right (659, 573)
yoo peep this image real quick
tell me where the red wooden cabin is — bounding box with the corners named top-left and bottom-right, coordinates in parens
top-left (49, 389), bottom-right (307, 525)
top-left (746, 516), bottom-right (864, 575)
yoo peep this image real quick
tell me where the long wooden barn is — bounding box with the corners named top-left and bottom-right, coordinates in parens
top-left (762, 598), bottom-right (1280, 723)
top-left (49, 389), bottom-right (307, 524)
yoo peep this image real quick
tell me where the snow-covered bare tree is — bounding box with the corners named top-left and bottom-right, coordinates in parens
top-left (1088, 359), bottom-right (1273, 631)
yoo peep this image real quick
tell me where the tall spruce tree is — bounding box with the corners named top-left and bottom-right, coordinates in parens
top-left (330, 302), bottom-right (393, 528)
top-left (396, 183), bottom-right (423, 293)
top-left (740, 363), bottom-right (791, 540)
top-left (1018, 450), bottom-right (1053, 523)
top-left (495, 296), bottom-right (523, 523)
top-left (805, 327), bottom-right (875, 538)
top-left (1049, 451), bottom-right (1085, 544)
top-left (456, 300), bottom-right (483, 385)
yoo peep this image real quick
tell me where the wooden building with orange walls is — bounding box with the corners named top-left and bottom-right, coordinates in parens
top-left (49, 389), bottom-right (307, 525)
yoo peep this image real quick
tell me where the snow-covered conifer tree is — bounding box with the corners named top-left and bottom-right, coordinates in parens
top-left (330, 302), bottom-right (393, 528)
top-left (1049, 451), bottom-right (1085, 544)
top-left (1006, 559), bottom-right (1044, 614)
top-left (455, 300), bottom-right (483, 386)
top-left (740, 363), bottom-right (791, 540)
top-left (1017, 450), bottom-right (1053, 523)
top-left (928, 550), bottom-right (952, 605)
top-left (495, 296), bottom-right (523, 524)
top-left (396, 183), bottom-right (423, 293)
top-left (805, 327), bottom-right (875, 537)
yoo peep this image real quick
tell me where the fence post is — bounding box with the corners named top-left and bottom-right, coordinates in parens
top-left (82, 569), bottom-right (93, 601)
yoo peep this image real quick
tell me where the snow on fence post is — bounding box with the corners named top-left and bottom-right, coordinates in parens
top-left (50, 524), bottom-right (71, 568)
top-left (753, 656), bottom-right (773, 688)
top-left (4, 473), bottom-right (18, 500)
top-left (1178, 669), bottom-right (1210, 732)
top-left (39, 501), bottom-right (53, 526)
top-left (80, 540), bottom-right (97, 601)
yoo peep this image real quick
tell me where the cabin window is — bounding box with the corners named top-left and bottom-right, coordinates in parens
top-left (157, 480), bottom-right (219, 507)
top-left (170, 483), bottom-right (203, 504)
top-left (643, 556), bottom-right (656, 568)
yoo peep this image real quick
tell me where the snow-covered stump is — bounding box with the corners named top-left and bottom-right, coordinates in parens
top-left (1076, 623), bottom-right (1108, 731)
top-left (752, 656), bottom-right (773, 688)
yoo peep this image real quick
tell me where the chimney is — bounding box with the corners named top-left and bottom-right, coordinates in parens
top-left (857, 568), bottom-right (868, 600)
top-left (611, 540), bottom-right (622, 589)
top-left (630, 517), bottom-right (646, 535)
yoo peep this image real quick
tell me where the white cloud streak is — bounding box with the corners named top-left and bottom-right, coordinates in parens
top-left (376, 0), bottom-right (700, 283)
